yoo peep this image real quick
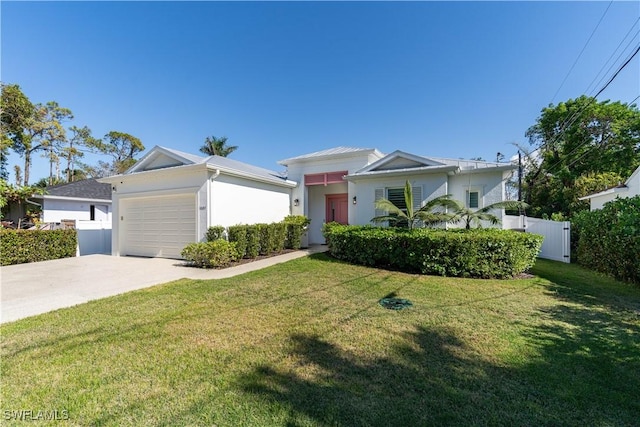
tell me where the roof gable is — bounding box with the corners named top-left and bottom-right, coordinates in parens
top-left (127, 146), bottom-right (207, 173)
top-left (356, 150), bottom-right (445, 174)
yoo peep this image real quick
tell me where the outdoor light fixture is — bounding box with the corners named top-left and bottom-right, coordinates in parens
top-left (294, 199), bottom-right (300, 206)
top-left (352, 196), bottom-right (357, 205)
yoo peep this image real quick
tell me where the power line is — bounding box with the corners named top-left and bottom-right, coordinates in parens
top-left (550, 0), bottom-right (614, 103)
top-left (584, 17), bottom-right (639, 96)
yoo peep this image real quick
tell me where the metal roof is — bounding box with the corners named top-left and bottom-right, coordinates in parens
top-left (278, 146), bottom-right (378, 164)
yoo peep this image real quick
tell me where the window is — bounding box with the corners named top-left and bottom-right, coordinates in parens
top-left (467, 191), bottom-right (480, 209)
top-left (374, 186), bottom-right (423, 228)
top-left (90, 205), bottom-right (96, 221)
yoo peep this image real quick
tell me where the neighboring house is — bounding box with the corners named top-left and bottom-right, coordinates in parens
top-left (280, 147), bottom-right (516, 244)
top-left (578, 166), bottom-right (640, 210)
top-left (100, 145), bottom-right (515, 259)
top-left (98, 146), bottom-right (296, 258)
top-left (31, 178), bottom-right (112, 223)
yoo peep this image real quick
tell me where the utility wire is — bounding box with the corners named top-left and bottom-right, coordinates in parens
top-left (585, 17), bottom-right (639, 96)
top-left (551, 0), bottom-right (614, 103)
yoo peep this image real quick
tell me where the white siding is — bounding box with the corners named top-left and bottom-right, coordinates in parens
top-left (351, 175), bottom-right (448, 227)
top-left (210, 175), bottom-right (291, 227)
top-left (447, 170), bottom-right (508, 228)
top-left (42, 199), bottom-right (112, 223)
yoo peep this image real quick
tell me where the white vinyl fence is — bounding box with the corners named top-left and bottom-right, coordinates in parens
top-left (76, 220), bottom-right (112, 256)
top-left (503, 215), bottom-right (571, 263)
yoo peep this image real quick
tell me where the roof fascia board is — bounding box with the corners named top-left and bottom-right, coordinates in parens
top-left (346, 165), bottom-right (459, 180)
top-left (205, 164), bottom-right (297, 188)
top-left (99, 163), bottom-right (206, 183)
top-left (356, 150), bottom-right (444, 174)
top-left (126, 145), bottom-right (198, 174)
top-left (33, 195), bottom-right (112, 203)
top-left (278, 148), bottom-right (382, 166)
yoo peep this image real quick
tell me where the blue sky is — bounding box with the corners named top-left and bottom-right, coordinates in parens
top-left (2, 1), bottom-right (639, 183)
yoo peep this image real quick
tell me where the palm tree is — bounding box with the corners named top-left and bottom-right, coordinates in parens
top-left (371, 181), bottom-right (459, 229)
top-left (450, 200), bottom-right (528, 229)
top-left (200, 135), bottom-right (238, 157)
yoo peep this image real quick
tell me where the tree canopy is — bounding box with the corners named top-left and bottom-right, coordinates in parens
top-left (200, 135), bottom-right (237, 157)
top-left (1, 83), bottom-right (146, 183)
top-left (523, 96), bottom-right (640, 218)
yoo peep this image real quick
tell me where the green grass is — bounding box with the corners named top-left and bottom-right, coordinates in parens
top-left (1, 254), bottom-right (639, 426)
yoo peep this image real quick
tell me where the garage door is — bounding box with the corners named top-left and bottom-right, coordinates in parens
top-left (122, 194), bottom-right (196, 259)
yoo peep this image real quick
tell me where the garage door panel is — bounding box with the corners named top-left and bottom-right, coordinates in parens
top-left (122, 194), bottom-right (196, 259)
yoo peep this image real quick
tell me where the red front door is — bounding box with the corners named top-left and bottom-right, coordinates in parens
top-left (326, 194), bottom-right (349, 224)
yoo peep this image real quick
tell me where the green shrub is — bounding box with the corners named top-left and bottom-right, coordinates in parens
top-left (181, 240), bottom-right (240, 268)
top-left (256, 223), bottom-right (285, 256)
top-left (205, 226), bottom-right (226, 242)
top-left (284, 215), bottom-right (311, 249)
top-left (573, 196), bottom-right (640, 285)
top-left (322, 224), bottom-right (543, 279)
top-left (245, 225), bottom-right (260, 259)
top-left (227, 225), bottom-right (248, 258)
top-left (0, 229), bottom-right (78, 266)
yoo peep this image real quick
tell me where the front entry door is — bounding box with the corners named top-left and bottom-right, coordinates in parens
top-left (326, 194), bottom-right (349, 224)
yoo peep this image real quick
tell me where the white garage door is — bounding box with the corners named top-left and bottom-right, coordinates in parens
top-left (122, 194), bottom-right (196, 259)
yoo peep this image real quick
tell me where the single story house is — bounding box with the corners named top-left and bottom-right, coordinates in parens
top-left (31, 178), bottom-right (112, 223)
top-left (100, 145), bottom-right (516, 258)
top-left (579, 165), bottom-right (640, 210)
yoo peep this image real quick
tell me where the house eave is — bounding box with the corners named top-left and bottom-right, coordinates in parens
top-left (578, 186), bottom-right (628, 201)
top-left (278, 148), bottom-right (383, 166)
top-left (205, 164), bottom-right (297, 188)
top-left (345, 165), bottom-right (459, 180)
top-left (32, 195), bottom-right (112, 203)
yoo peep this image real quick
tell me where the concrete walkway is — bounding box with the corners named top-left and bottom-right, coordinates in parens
top-left (0, 246), bottom-right (326, 324)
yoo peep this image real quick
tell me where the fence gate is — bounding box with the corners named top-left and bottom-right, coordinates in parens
top-left (503, 215), bottom-right (570, 263)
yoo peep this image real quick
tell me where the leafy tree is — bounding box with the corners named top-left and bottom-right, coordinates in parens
top-left (449, 200), bottom-right (529, 229)
top-left (86, 131), bottom-right (144, 175)
top-left (524, 96), bottom-right (640, 218)
top-left (64, 126), bottom-right (100, 182)
top-left (1, 84), bottom-right (35, 180)
top-left (371, 181), bottom-right (459, 229)
top-left (7, 100), bottom-right (73, 186)
top-left (0, 178), bottom-right (44, 221)
top-left (200, 135), bottom-right (237, 157)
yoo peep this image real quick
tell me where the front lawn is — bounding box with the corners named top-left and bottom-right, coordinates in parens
top-left (1, 255), bottom-right (639, 426)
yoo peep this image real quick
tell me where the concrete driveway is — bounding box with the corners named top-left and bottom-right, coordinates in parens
top-left (1, 248), bottom-right (323, 324)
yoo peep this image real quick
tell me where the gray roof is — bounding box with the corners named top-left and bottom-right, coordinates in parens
top-left (204, 154), bottom-right (291, 185)
top-left (278, 146), bottom-right (377, 164)
top-left (43, 179), bottom-right (112, 201)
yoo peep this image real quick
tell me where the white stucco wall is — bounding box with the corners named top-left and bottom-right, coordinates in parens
top-left (447, 170), bottom-right (508, 228)
top-left (589, 167), bottom-right (639, 210)
top-left (210, 174), bottom-right (291, 227)
top-left (350, 174), bottom-right (449, 227)
top-left (42, 199), bottom-right (111, 223)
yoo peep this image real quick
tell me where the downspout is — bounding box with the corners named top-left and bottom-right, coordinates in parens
top-left (208, 169), bottom-right (221, 231)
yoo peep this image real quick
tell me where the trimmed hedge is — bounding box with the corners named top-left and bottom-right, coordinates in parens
top-left (572, 196), bottom-right (640, 285)
top-left (322, 223), bottom-right (543, 279)
top-left (0, 229), bottom-right (78, 266)
top-left (284, 215), bottom-right (311, 250)
top-left (181, 240), bottom-right (240, 268)
top-left (212, 217), bottom-right (310, 259)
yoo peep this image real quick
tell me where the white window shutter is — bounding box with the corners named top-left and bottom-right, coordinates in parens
top-left (412, 186), bottom-right (422, 211)
top-left (374, 188), bottom-right (385, 217)
top-left (412, 186), bottom-right (423, 227)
